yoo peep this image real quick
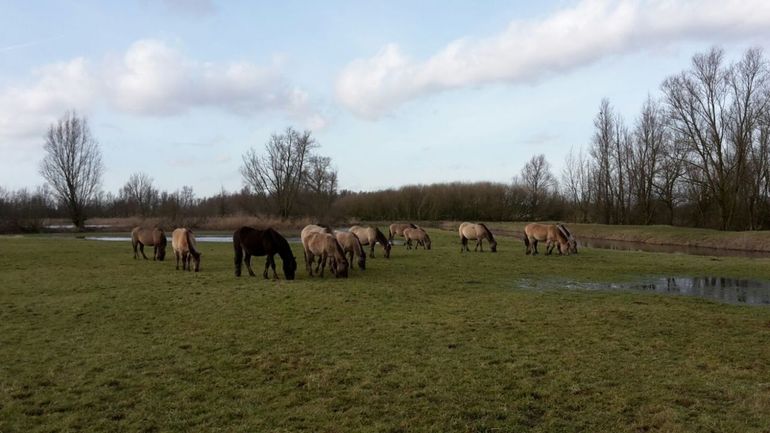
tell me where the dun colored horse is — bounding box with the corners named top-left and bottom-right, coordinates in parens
top-left (233, 226), bottom-right (297, 280)
top-left (350, 225), bottom-right (392, 258)
top-left (302, 230), bottom-right (349, 278)
top-left (335, 231), bottom-right (366, 270)
top-left (388, 223), bottom-right (417, 242)
top-left (171, 228), bottom-right (201, 272)
top-left (523, 223), bottom-right (571, 256)
top-left (403, 227), bottom-right (431, 250)
top-left (131, 226), bottom-right (167, 261)
top-left (459, 222), bottom-right (497, 252)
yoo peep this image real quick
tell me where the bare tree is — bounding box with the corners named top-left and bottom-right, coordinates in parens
top-left (240, 127), bottom-right (317, 218)
top-left (663, 47), bottom-right (770, 229)
top-left (562, 146), bottom-right (594, 222)
top-left (590, 98), bottom-right (616, 223)
top-left (520, 154), bottom-right (556, 219)
top-left (121, 172), bottom-right (158, 217)
top-left (630, 96), bottom-right (668, 224)
top-left (39, 112), bottom-right (103, 230)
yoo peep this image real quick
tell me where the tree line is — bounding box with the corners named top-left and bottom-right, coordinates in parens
top-left (3, 47), bottom-right (770, 232)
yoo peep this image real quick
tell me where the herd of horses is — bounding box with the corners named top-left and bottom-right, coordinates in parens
top-left (130, 222), bottom-right (578, 279)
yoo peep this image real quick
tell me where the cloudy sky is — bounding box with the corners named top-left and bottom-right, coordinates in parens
top-left (2, 0), bottom-right (770, 197)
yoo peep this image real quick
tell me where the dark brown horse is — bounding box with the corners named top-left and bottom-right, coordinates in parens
top-left (233, 226), bottom-right (297, 280)
top-left (131, 226), bottom-right (166, 261)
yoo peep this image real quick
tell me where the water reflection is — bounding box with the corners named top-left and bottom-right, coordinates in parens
top-left (556, 276), bottom-right (770, 305)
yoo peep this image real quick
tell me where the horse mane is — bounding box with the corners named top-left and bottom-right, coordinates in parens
top-left (559, 224), bottom-right (573, 239)
top-left (315, 223), bottom-right (334, 233)
top-left (351, 232), bottom-right (364, 256)
top-left (266, 228), bottom-right (293, 260)
top-left (409, 223), bottom-right (417, 228)
top-left (479, 223), bottom-right (495, 242)
top-left (332, 237), bottom-right (346, 259)
top-left (185, 228), bottom-right (199, 256)
top-left (375, 227), bottom-right (389, 245)
top-left (556, 224), bottom-right (569, 242)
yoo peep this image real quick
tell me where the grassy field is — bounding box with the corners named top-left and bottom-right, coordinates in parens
top-left (2, 229), bottom-right (770, 432)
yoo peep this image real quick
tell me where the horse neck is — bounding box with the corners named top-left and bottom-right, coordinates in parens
top-left (375, 229), bottom-right (388, 245)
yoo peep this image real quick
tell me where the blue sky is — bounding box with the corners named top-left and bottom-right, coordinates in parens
top-left (2, 0), bottom-right (770, 197)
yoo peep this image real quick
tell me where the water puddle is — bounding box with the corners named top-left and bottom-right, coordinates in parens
top-left (537, 276), bottom-right (770, 305)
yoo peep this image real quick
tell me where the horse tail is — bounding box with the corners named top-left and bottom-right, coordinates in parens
top-left (233, 229), bottom-right (243, 277)
top-left (186, 229), bottom-right (199, 257)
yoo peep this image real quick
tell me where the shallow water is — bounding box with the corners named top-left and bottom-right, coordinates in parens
top-left (578, 238), bottom-right (770, 258)
top-left (553, 276), bottom-right (770, 305)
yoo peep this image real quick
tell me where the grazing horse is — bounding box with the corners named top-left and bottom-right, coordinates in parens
top-left (558, 224), bottom-right (578, 254)
top-left (524, 223), bottom-right (571, 256)
top-left (350, 225), bottom-right (392, 258)
top-left (403, 227), bottom-right (431, 250)
top-left (233, 226), bottom-right (297, 280)
top-left (459, 222), bottom-right (497, 253)
top-left (302, 231), bottom-right (349, 278)
top-left (171, 228), bottom-right (201, 272)
top-left (388, 223), bottom-right (417, 242)
top-left (131, 227), bottom-right (167, 261)
top-left (335, 231), bottom-right (366, 270)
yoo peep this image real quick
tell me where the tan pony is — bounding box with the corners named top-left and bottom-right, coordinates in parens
top-left (459, 222), bottom-right (497, 253)
top-left (403, 227), bottom-right (431, 250)
top-left (523, 223), bottom-right (571, 256)
top-left (131, 226), bottom-right (167, 261)
top-left (388, 223), bottom-right (417, 242)
top-left (301, 225), bottom-right (349, 278)
top-left (334, 230), bottom-right (366, 270)
top-left (171, 228), bottom-right (201, 272)
top-left (350, 225), bottom-right (392, 258)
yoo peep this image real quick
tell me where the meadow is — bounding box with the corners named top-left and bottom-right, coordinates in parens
top-left (1, 229), bottom-right (770, 432)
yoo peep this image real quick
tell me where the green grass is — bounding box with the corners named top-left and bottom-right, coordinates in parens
top-left (1, 230), bottom-right (770, 432)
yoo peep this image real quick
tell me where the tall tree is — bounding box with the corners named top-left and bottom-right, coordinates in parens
top-left (520, 154), bottom-right (556, 219)
top-left (240, 127), bottom-right (318, 218)
top-left (39, 112), bottom-right (103, 230)
top-left (121, 172), bottom-right (158, 217)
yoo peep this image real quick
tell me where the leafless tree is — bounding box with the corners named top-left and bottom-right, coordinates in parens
top-left (39, 112), bottom-right (103, 230)
top-left (520, 154), bottom-right (556, 219)
top-left (590, 98), bottom-right (616, 223)
top-left (121, 172), bottom-right (158, 216)
top-left (240, 127), bottom-right (317, 218)
top-left (630, 96), bottom-right (668, 224)
top-left (562, 146), bottom-right (594, 222)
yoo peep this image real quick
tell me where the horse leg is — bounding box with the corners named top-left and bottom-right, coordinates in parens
top-left (532, 240), bottom-right (539, 255)
top-left (369, 243), bottom-right (375, 259)
top-left (475, 239), bottom-right (482, 252)
top-left (139, 243), bottom-right (149, 260)
top-left (245, 253), bottom-right (256, 276)
top-left (175, 251), bottom-right (180, 270)
top-left (133, 240), bottom-right (139, 259)
top-left (319, 253), bottom-right (327, 277)
top-left (270, 255), bottom-right (279, 279)
top-left (263, 255), bottom-right (271, 279)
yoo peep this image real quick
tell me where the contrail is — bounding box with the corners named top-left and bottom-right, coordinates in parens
top-left (0, 35), bottom-right (63, 53)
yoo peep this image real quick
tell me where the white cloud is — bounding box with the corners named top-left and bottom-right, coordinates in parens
top-left (336, 0), bottom-right (770, 118)
top-left (0, 39), bottom-right (325, 143)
